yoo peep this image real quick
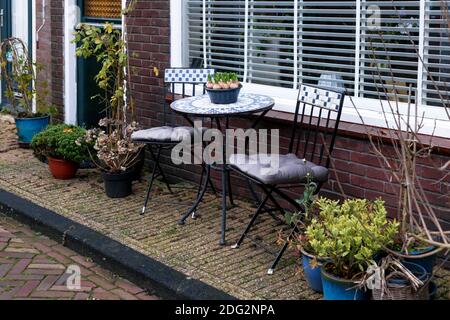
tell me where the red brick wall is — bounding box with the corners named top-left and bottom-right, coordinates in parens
top-left (126, 0), bottom-right (170, 129)
top-left (35, 0), bottom-right (52, 110)
top-left (126, 0), bottom-right (450, 233)
top-left (35, 0), bottom-right (64, 121)
top-left (34, 0), bottom-right (449, 231)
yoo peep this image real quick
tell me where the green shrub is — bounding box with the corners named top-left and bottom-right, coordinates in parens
top-left (306, 198), bottom-right (399, 280)
top-left (31, 124), bottom-right (89, 163)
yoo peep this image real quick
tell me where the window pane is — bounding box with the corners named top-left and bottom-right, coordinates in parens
top-left (185, 0), bottom-right (450, 109)
top-left (188, 0), bottom-right (246, 79)
top-left (423, 0), bottom-right (450, 107)
top-left (360, 0), bottom-right (420, 103)
top-left (247, 0), bottom-right (295, 88)
top-left (299, 0), bottom-right (356, 93)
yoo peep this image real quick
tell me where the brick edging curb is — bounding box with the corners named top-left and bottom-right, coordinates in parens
top-left (0, 188), bottom-right (236, 300)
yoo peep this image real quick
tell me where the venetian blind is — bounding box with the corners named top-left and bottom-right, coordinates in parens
top-left (187, 0), bottom-right (450, 108)
top-left (423, 0), bottom-right (450, 107)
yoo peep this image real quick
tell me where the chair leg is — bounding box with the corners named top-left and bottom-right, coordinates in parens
top-left (141, 146), bottom-right (162, 215)
top-left (265, 189), bottom-right (286, 217)
top-left (231, 191), bottom-right (271, 249)
top-left (178, 165), bottom-right (211, 225)
top-left (148, 146), bottom-right (173, 194)
top-left (268, 241), bottom-right (289, 275)
top-left (272, 187), bottom-right (303, 211)
top-left (191, 165), bottom-right (206, 220)
top-left (247, 178), bottom-right (261, 205)
top-left (227, 170), bottom-right (235, 207)
top-left (268, 227), bottom-right (298, 275)
top-left (202, 163), bottom-right (217, 195)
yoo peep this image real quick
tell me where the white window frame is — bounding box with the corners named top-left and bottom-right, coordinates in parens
top-left (170, 1), bottom-right (450, 138)
top-left (64, 0), bottom-right (79, 125)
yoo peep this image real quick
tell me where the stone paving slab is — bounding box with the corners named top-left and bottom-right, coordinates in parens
top-left (0, 118), bottom-right (448, 300)
top-left (0, 214), bottom-right (158, 300)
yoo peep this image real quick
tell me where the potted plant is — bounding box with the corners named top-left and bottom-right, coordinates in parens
top-left (349, 6), bottom-right (450, 277)
top-left (73, 21), bottom-right (143, 198)
top-left (83, 118), bottom-right (142, 198)
top-left (284, 174), bottom-right (329, 293)
top-left (30, 124), bottom-right (89, 180)
top-left (205, 72), bottom-right (242, 104)
top-left (368, 255), bottom-right (429, 300)
top-left (0, 37), bottom-right (56, 145)
top-left (305, 198), bottom-right (399, 300)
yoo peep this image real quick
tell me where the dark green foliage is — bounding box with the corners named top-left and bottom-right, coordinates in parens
top-left (31, 125), bottom-right (89, 163)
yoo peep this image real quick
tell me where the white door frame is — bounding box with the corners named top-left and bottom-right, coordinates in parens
top-left (64, 0), bottom-right (78, 124)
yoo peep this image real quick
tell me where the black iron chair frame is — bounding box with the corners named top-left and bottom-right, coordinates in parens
top-left (175, 107), bottom-right (273, 245)
top-left (228, 84), bottom-right (345, 274)
top-left (138, 68), bottom-right (216, 216)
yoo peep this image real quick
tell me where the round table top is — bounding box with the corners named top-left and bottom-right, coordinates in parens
top-left (170, 93), bottom-right (275, 117)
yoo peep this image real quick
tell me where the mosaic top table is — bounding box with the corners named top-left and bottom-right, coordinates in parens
top-left (171, 93), bottom-right (275, 245)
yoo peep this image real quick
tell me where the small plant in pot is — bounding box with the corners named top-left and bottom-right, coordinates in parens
top-left (31, 125), bottom-right (89, 180)
top-left (205, 72), bottom-right (242, 104)
top-left (82, 118), bottom-right (142, 198)
top-left (306, 198), bottom-right (399, 300)
top-left (284, 175), bottom-right (329, 293)
top-left (0, 37), bottom-right (56, 145)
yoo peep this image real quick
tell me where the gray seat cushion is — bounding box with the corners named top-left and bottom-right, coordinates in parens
top-left (131, 126), bottom-right (196, 142)
top-left (229, 153), bottom-right (329, 185)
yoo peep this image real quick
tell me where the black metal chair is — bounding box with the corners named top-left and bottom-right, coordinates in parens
top-left (229, 84), bottom-right (345, 274)
top-left (132, 68), bottom-right (215, 215)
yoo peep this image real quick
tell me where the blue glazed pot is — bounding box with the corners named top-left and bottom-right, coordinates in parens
top-left (321, 264), bottom-right (369, 300)
top-left (389, 262), bottom-right (428, 285)
top-left (206, 85), bottom-right (242, 104)
top-left (301, 248), bottom-right (327, 293)
top-left (403, 246), bottom-right (437, 275)
top-left (15, 115), bottom-right (50, 145)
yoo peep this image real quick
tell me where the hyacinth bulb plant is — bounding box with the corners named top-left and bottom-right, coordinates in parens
top-left (206, 72), bottom-right (241, 90)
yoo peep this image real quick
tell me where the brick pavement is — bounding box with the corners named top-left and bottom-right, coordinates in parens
top-left (0, 214), bottom-right (159, 300)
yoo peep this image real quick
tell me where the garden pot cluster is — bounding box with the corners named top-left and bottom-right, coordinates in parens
top-left (30, 123), bottom-right (145, 197)
top-left (295, 197), bottom-right (438, 300)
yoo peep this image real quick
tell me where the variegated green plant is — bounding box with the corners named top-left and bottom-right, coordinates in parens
top-left (306, 198), bottom-right (399, 280)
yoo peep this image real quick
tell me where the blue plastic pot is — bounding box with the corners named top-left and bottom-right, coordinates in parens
top-left (321, 264), bottom-right (369, 300)
top-left (403, 246), bottom-right (437, 275)
top-left (206, 85), bottom-right (242, 104)
top-left (15, 115), bottom-right (50, 144)
top-left (301, 249), bottom-right (327, 293)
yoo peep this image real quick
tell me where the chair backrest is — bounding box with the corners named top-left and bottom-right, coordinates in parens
top-left (289, 84), bottom-right (345, 169)
top-left (163, 68), bottom-right (215, 125)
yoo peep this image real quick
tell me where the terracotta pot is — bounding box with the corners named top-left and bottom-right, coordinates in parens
top-left (47, 157), bottom-right (79, 180)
